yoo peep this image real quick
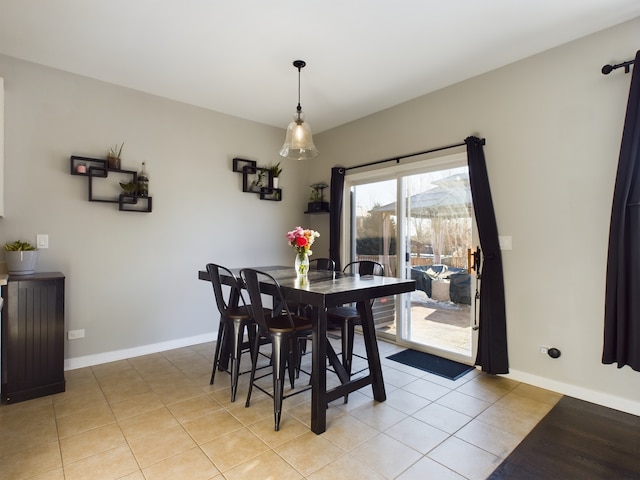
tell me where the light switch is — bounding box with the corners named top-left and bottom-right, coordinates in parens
top-left (36, 234), bottom-right (49, 249)
top-left (498, 235), bottom-right (512, 250)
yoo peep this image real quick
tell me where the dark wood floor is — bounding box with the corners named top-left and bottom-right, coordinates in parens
top-left (488, 396), bottom-right (640, 479)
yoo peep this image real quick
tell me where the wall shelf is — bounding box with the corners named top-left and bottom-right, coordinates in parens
top-left (305, 183), bottom-right (329, 213)
top-left (233, 157), bottom-right (282, 201)
top-left (70, 156), bottom-right (152, 212)
top-left (305, 201), bottom-right (330, 214)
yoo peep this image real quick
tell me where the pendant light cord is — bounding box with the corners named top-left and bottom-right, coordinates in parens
top-left (297, 64), bottom-right (302, 113)
top-left (293, 59), bottom-right (306, 115)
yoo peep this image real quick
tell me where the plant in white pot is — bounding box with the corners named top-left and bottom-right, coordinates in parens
top-left (270, 162), bottom-right (283, 189)
top-left (4, 240), bottom-right (38, 275)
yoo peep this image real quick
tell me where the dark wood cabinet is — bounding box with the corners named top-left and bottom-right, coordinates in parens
top-left (1, 272), bottom-right (65, 403)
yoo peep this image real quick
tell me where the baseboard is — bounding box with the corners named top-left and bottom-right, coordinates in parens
top-left (64, 332), bottom-right (217, 371)
top-left (506, 369), bottom-right (640, 416)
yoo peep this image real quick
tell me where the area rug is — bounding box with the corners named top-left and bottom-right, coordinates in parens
top-left (386, 349), bottom-right (474, 380)
top-left (487, 396), bottom-right (640, 479)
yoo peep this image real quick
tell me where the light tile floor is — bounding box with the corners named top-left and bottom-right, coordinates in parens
top-left (0, 335), bottom-right (562, 480)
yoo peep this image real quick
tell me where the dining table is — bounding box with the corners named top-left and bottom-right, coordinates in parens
top-left (198, 265), bottom-right (415, 434)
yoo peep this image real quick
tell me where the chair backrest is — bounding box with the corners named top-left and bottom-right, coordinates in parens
top-left (239, 268), bottom-right (295, 333)
top-left (343, 260), bottom-right (384, 277)
top-left (206, 263), bottom-right (247, 316)
top-left (309, 257), bottom-right (335, 271)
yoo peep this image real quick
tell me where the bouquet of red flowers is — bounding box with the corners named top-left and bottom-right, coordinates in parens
top-left (286, 226), bottom-right (320, 256)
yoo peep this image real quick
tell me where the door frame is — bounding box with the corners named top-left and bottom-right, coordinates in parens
top-left (342, 151), bottom-right (478, 364)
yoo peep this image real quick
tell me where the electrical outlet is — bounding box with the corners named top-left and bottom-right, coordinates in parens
top-left (68, 329), bottom-right (85, 340)
top-left (540, 345), bottom-right (548, 354)
top-left (36, 234), bottom-right (49, 249)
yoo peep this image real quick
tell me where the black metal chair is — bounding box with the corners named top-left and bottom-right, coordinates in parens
top-left (205, 263), bottom-right (264, 402)
top-left (327, 260), bottom-right (384, 380)
top-left (240, 268), bottom-right (313, 431)
top-left (309, 257), bottom-right (336, 271)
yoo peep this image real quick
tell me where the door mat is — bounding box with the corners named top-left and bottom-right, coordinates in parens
top-left (386, 349), bottom-right (474, 380)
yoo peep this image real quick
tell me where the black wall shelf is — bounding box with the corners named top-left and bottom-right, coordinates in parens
top-left (233, 157), bottom-right (282, 201)
top-left (70, 156), bottom-right (152, 212)
top-left (305, 201), bottom-right (330, 214)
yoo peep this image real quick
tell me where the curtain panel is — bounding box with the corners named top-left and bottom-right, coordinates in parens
top-left (603, 50), bottom-right (640, 371)
top-left (466, 136), bottom-right (509, 374)
top-left (329, 167), bottom-right (346, 271)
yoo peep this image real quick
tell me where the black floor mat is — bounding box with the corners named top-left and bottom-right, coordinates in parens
top-left (386, 349), bottom-right (474, 380)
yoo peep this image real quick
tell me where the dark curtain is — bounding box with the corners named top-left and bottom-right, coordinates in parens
top-left (603, 50), bottom-right (640, 371)
top-left (466, 136), bottom-right (509, 374)
top-left (329, 167), bottom-right (346, 271)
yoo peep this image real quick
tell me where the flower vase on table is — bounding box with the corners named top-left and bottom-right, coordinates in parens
top-left (295, 251), bottom-right (310, 277)
top-left (287, 226), bottom-right (320, 278)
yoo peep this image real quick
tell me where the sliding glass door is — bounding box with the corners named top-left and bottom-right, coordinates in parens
top-left (345, 153), bottom-right (478, 364)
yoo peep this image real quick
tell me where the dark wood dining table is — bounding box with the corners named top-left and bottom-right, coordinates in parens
top-left (198, 265), bottom-right (415, 434)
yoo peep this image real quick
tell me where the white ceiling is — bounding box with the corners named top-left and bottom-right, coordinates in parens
top-left (1, 1), bottom-right (639, 133)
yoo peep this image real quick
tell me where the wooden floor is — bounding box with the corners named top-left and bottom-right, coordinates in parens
top-left (488, 395), bottom-right (640, 479)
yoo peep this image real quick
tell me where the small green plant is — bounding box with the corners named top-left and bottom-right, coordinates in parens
top-left (4, 240), bottom-right (36, 251)
top-left (109, 142), bottom-right (124, 158)
top-left (251, 168), bottom-right (267, 188)
top-left (270, 162), bottom-right (283, 178)
top-left (119, 181), bottom-right (137, 194)
top-left (309, 182), bottom-right (328, 202)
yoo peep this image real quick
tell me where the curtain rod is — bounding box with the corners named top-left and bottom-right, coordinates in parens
top-left (344, 139), bottom-right (484, 172)
top-left (602, 59), bottom-right (635, 75)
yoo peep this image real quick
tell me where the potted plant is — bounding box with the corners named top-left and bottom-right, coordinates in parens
top-left (270, 162), bottom-right (283, 188)
top-left (307, 182), bottom-right (329, 212)
top-left (250, 167), bottom-right (267, 191)
top-left (108, 142), bottom-right (124, 169)
top-left (4, 240), bottom-right (38, 275)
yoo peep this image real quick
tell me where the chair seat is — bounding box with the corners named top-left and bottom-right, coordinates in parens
top-left (327, 306), bottom-right (359, 323)
top-left (226, 305), bottom-right (251, 320)
top-left (268, 314), bottom-right (312, 333)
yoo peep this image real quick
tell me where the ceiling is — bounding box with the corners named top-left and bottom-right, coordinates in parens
top-left (1, 1), bottom-right (639, 133)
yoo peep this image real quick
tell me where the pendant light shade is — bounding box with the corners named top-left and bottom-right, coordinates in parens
top-left (279, 60), bottom-right (319, 160)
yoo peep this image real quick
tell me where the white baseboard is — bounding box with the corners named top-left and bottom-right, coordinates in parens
top-left (506, 369), bottom-right (640, 416)
top-left (64, 332), bottom-right (217, 371)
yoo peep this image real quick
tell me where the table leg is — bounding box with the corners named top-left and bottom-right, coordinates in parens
top-left (311, 306), bottom-right (328, 434)
top-left (357, 300), bottom-right (386, 402)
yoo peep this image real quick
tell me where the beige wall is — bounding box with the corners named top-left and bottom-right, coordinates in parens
top-left (1, 16), bottom-right (639, 414)
top-left (0, 54), bottom-right (313, 365)
top-left (311, 17), bottom-right (640, 414)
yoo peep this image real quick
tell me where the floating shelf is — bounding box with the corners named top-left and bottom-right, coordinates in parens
top-left (233, 157), bottom-right (282, 201)
top-left (70, 156), bottom-right (152, 213)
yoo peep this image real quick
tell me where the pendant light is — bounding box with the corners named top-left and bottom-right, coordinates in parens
top-left (279, 60), bottom-right (319, 160)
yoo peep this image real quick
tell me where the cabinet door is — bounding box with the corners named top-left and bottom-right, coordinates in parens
top-left (2, 275), bottom-right (65, 403)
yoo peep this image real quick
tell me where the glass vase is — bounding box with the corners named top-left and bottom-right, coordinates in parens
top-left (295, 251), bottom-right (309, 277)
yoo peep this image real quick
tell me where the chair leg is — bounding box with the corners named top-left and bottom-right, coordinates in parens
top-left (288, 337), bottom-right (299, 388)
top-left (210, 319), bottom-right (227, 385)
top-left (272, 334), bottom-right (288, 431)
top-left (230, 319), bottom-right (245, 402)
top-left (345, 320), bottom-right (356, 377)
top-left (341, 319), bottom-right (356, 377)
top-left (245, 333), bottom-right (261, 408)
top-left (340, 319), bottom-right (356, 404)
